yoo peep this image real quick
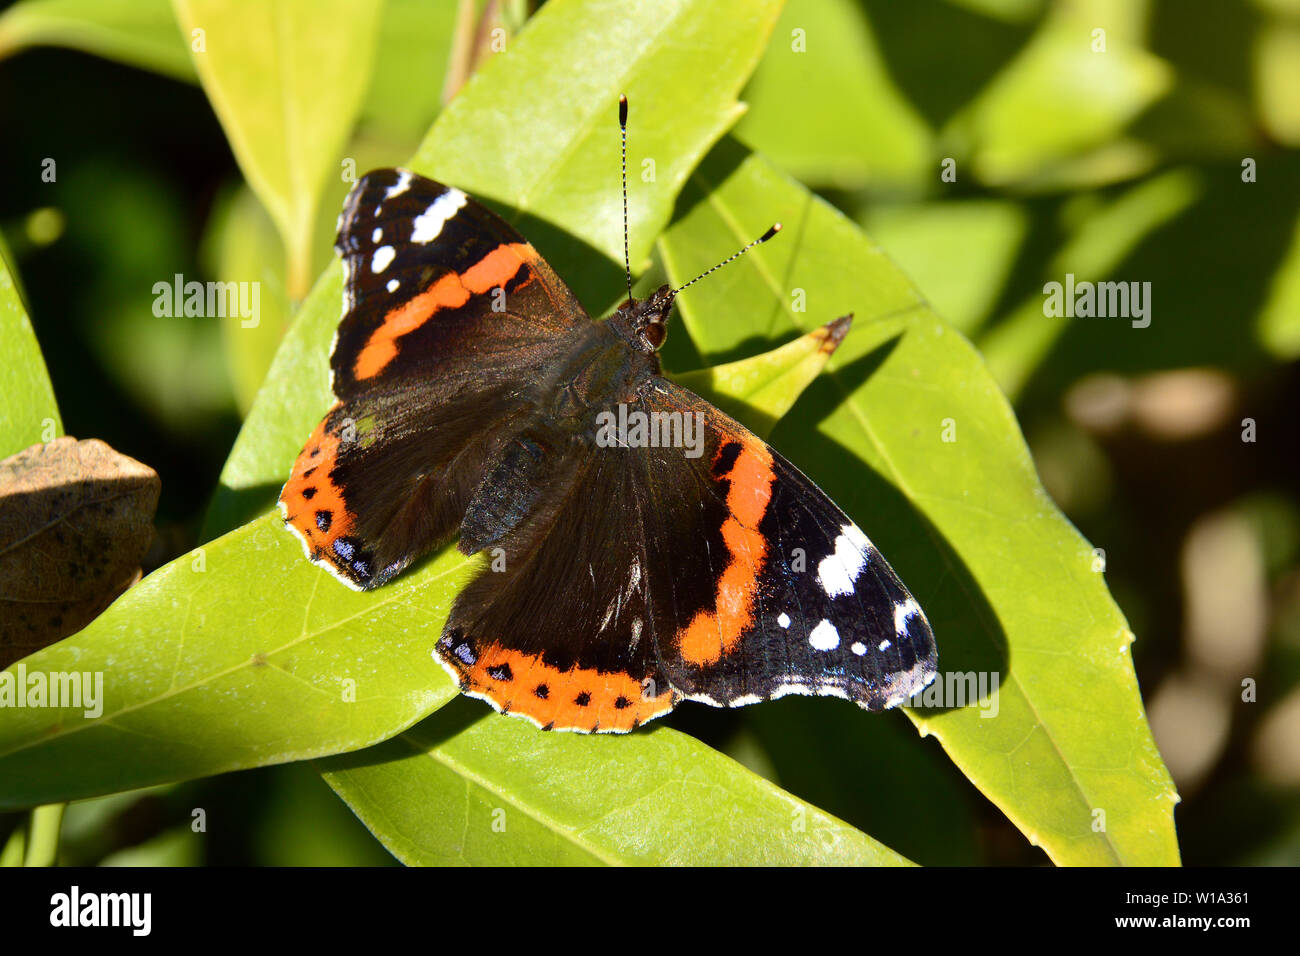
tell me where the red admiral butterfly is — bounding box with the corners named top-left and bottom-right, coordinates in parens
top-left (280, 97), bottom-right (938, 733)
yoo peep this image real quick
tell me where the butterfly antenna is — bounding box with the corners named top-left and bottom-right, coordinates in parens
top-left (669, 223), bottom-right (782, 298)
top-left (619, 94), bottom-right (633, 305)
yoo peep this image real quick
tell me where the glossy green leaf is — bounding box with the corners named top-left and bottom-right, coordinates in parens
top-left (416, 0), bottom-right (783, 277)
top-left (321, 704), bottom-right (912, 865)
top-left (204, 0), bottom-right (782, 537)
top-left (172, 0), bottom-right (385, 298)
top-left (357, 0), bottom-right (460, 143)
top-left (0, 0), bottom-right (193, 80)
top-left (0, 242), bottom-right (61, 457)
top-left (676, 317), bottom-right (848, 438)
top-left (948, 3), bottom-right (1172, 188)
top-left (861, 200), bottom-right (1028, 336)
top-left (0, 514), bottom-right (475, 810)
top-left (656, 138), bottom-right (1179, 866)
top-left (735, 0), bottom-right (933, 188)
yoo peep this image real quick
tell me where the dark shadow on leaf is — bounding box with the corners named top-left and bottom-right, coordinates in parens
top-left (202, 481), bottom-right (282, 541)
top-left (746, 698), bottom-right (983, 865)
top-left (859, 0), bottom-right (1042, 131)
top-left (662, 136), bottom-right (750, 233)
top-left (314, 695), bottom-right (485, 776)
top-left (1147, 0), bottom-right (1257, 99)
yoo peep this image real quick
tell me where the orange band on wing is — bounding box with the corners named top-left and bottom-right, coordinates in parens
top-left (443, 643), bottom-right (676, 733)
top-left (677, 439), bottom-right (775, 667)
top-left (279, 405), bottom-right (355, 555)
top-left (353, 242), bottom-right (537, 381)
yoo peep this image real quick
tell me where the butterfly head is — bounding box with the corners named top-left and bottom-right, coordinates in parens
top-left (614, 284), bottom-right (675, 353)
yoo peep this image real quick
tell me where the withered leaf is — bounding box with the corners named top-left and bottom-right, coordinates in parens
top-left (0, 437), bottom-right (160, 668)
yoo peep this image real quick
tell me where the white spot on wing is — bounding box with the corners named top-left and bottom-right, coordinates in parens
top-left (411, 188), bottom-right (467, 243)
top-left (384, 169), bottom-right (413, 199)
top-left (809, 619), bottom-right (840, 651)
top-left (894, 598), bottom-right (921, 636)
top-left (371, 245), bottom-right (396, 272)
top-left (386, 279), bottom-right (399, 293)
top-left (371, 226), bottom-right (382, 242)
top-left (851, 641), bottom-right (866, 656)
top-left (777, 612), bottom-right (791, 629)
top-left (816, 525), bottom-right (872, 598)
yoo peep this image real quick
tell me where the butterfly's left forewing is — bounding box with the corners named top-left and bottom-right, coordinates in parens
top-left (634, 379), bottom-right (938, 712)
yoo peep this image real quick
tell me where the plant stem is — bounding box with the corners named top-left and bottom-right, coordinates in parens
top-left (24, 803), bottom-right (65, 867)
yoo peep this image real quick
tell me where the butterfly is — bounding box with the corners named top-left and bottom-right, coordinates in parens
top-left (279, 97), bottom-right (937, 733)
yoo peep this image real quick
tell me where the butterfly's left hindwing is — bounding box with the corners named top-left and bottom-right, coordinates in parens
top-left (435, 432), bottom-right (680, 734)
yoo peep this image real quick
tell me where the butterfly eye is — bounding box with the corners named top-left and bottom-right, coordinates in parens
top-left (641, 322), bottom-right (666, 351)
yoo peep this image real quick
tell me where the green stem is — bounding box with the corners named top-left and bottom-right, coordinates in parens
top-left (24, 803), bottom-right (64, 867)
top-left (0, 825), bottom-right (25, 867)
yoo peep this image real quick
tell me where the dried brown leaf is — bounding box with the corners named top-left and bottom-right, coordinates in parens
top-left (0, 437), bottom-right (159, 667)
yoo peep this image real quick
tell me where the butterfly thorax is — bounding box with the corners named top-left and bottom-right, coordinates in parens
top-left (540, 294), bottom-right (670, 439)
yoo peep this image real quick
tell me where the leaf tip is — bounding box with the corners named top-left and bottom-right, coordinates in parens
top-left (814, 313), bottom-right (853, 355)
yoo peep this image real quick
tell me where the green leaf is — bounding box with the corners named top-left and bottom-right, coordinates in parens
top-left (948, 5), bottom-right (1172, 188)
top-left (735, 0), bottom-right (933, 188)
top-left (861, 199), bottom-right (1029, 337)
top-left (172, 0), bottom-right (385, 298)
top-left (1258, 209), bottom-right (1300, 359)
top-left (411, 0), bottom-right (783, 276)
top-left (100, 828), bottom-right (200, 867)
top-left (0, 0), bottom-right (193, 81)
top-left (1256, 16), bottom-right (1300, 146)
top-left (201, 184), bottom-right (292, 415)
top-left (978, 169), bottom-right (1201, 399)
top-left (204, 0), bottom-right (783, 537)
top-left (321, 704), bottom-right (912, 865)
top-left (656, 137), bottom-right (1179, 866)
top-left (0, 241), bottom-right (61, 457)
top-left (0, 515), bottom-right (476, 810)
top-left (357, 0), bottom-right (460, 143)
top-left (676, 316), bottom-right (849, 438)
